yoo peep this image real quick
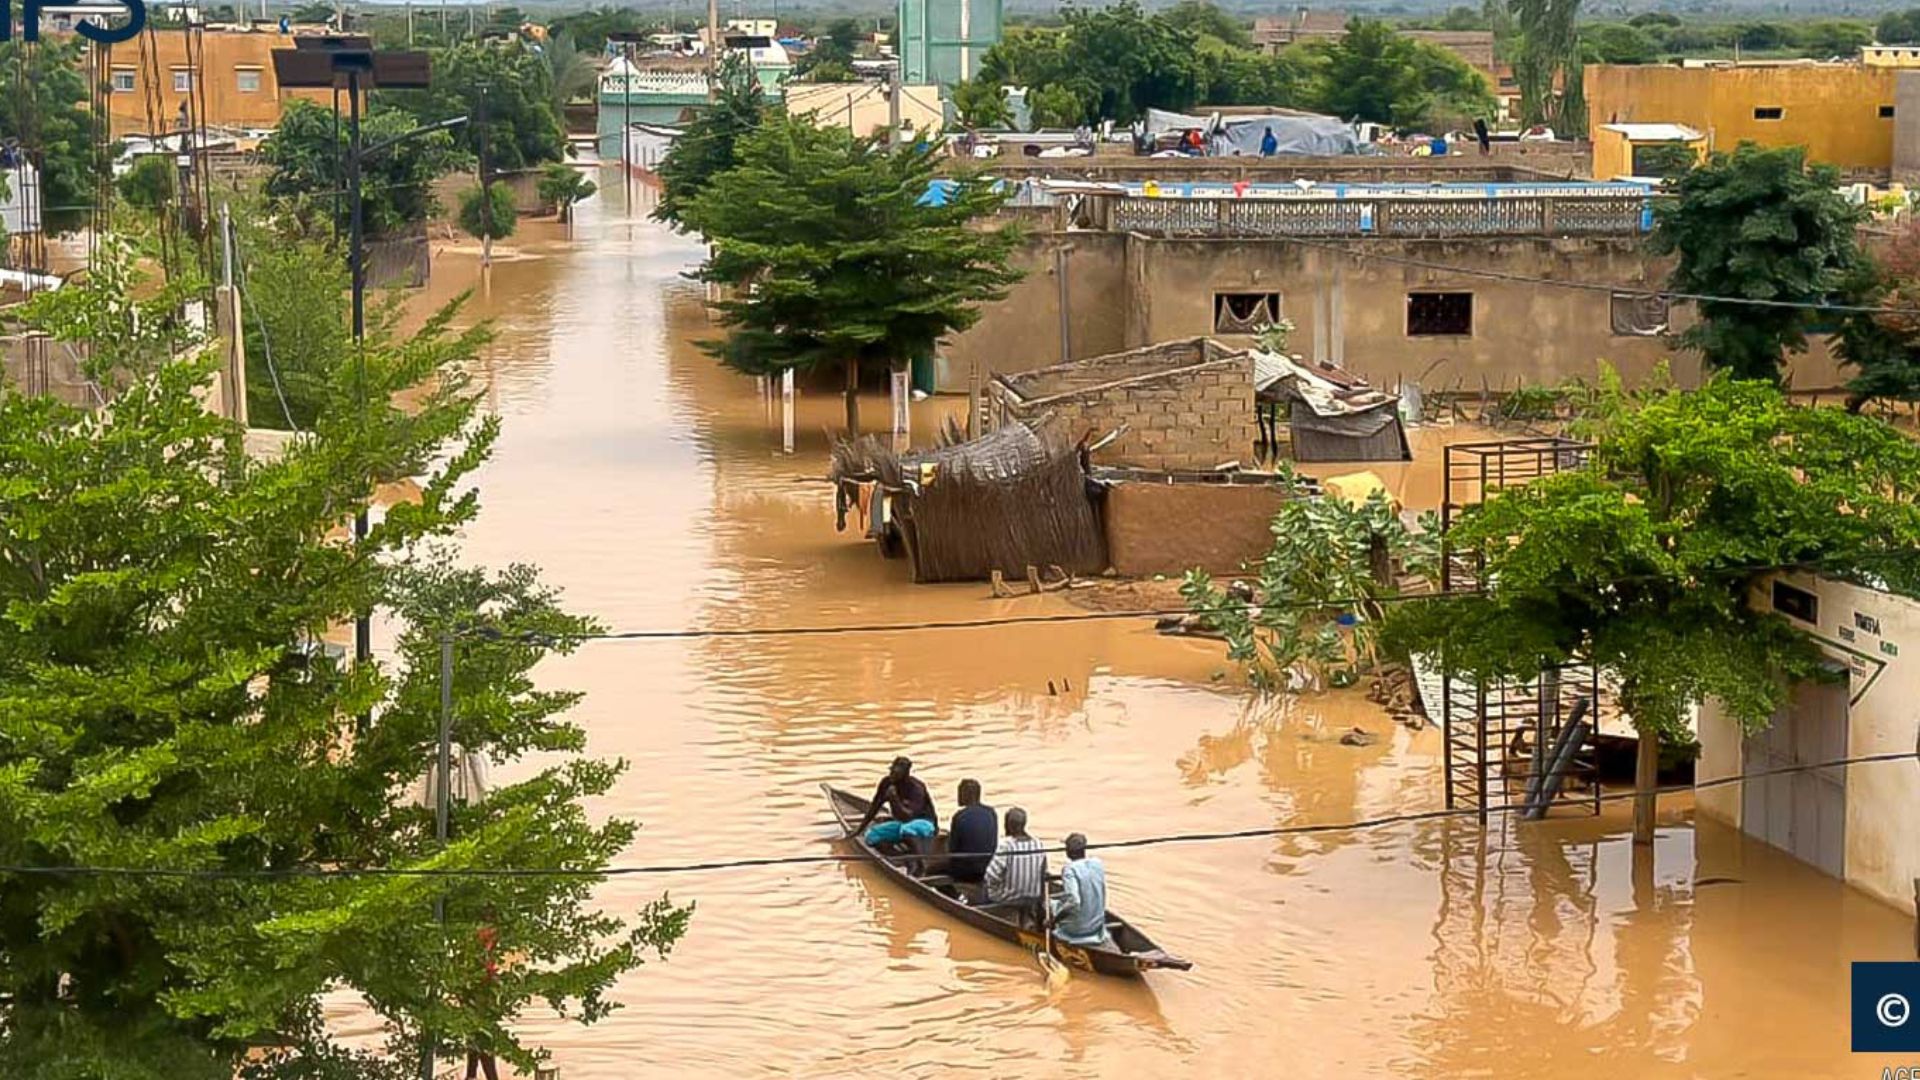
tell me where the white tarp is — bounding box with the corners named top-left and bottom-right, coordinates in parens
top-left (1143, 108), bottom-right (1361, 156)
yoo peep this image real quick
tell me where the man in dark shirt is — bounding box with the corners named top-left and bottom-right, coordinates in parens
top-left (850, 756), bottom-right (938, 846)
top-left (947, 779), bottom-right (997, 888)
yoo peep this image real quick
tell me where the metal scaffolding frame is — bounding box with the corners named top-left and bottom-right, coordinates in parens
top-left (1438, 438), bottom-right (1603, 822)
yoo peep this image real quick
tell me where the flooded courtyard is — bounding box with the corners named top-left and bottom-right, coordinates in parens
top-left (350, 176), bottom-right (1916, 1078)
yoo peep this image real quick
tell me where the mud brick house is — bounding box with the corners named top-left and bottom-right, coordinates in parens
top-left (985, 338), bottom-right (1257, 472)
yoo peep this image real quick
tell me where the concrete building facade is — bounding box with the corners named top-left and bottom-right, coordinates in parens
top-left (1695, 573), bottom-right (1920, 916)
top-left (986, 337), bottom-right (1257, 472)
top-left (786, 81), bottom-right (944, 140)
top-left (936, 183), bottom-right (1718, 395)
top-left (1584, 61), bottom-right (1908, 175)
top-left (92, 27), bottom-right (335, 138)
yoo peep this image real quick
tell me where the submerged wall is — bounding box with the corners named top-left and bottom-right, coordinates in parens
top-left (1697, 572), bottom-right (1920, 915)
top-left (1103, 481), bottom-right (1290, 576)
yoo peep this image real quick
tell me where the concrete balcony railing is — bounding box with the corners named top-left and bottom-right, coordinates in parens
top-left (1097, 189), bottom-right (1654, 239)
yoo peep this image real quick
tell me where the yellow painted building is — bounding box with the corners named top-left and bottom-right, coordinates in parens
top-left (786, 82), bottom-right (944, 141)
top-left (86, 28), bottom-right (336, 138)
top-left (1591, 122), bottom-right (1708, 180)
top-left (1860, 44), bottom-right (1920, 68)
top-left (1585, 62), bottom-right (1898, 172)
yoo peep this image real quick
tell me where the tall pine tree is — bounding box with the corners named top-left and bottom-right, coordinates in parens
top-left (682, 116), bottom-right (1024, 432)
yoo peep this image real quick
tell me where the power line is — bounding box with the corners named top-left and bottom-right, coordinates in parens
top-left (1, 750), bottom-right (1909, 882)
top-left (464, 551), bottom-right (1917, 644)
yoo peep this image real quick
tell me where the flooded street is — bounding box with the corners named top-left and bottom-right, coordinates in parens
top-left (390, 177), bottom-right (1913, 1078)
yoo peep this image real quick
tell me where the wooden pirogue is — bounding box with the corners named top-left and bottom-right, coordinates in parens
top-left (822, 784), bottom-right (1193, 976)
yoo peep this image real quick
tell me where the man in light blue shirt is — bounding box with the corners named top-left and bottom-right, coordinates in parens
top-left (1050, 832), bottom-right (1110, 947)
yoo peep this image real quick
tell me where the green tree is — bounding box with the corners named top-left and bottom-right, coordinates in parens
top-left (540, 33), bottom-right (600, 112)
top-left (683, 116), bottom-right (1024, 433)
top-left (458, 183), bottom-right (519, 242)
top-left (261, 99), bottom-right (465, 238)
top-left (116, 154), bottom-right (175, 213)
top-left (0, 39), bottom-right (107, 213)
top-left (0, 241), bottom-right (690, 1079)
top-left (1836, 224), bottom-right (1920, 411)
top-left (1057, 0), bottom-right (1206, 122)
top-left (1201, 36), bottom-right (1319, 107)
top-left (235, 229), bottom-right (349, 430)
top-left (1313, 20), bottom-right (1428, 126)
top-left (1630, 140), bottom-right (1696, 179)
top-left (798, 16), bottom-right (863, 76)
top-left (1582, 22), bottom-right (1657, 63)
top-left (548, 5), bottom-right (646, 48)
top-left (803, 59), bottom-right (856, 83)
top-left (1310, 19), bottom-right (1491, 129)
top-left (1511, 0), bottom-right (1585, 134)
top-left (1879, 8), bottom-right (1920, 44)
top-left (979, 1), bottom-right (1205, 124)
top-left (652, 54), bottom-right (764, 231)
top-left (952, 78), bottom-right (1014, 128)
top-left (1182, 483), bottom-right (1439, 692)
top-left (1651, 142), bottom-right (1863, 382)
top-left (536, 162), bottom-right (597, 223)
top-left (1159, 0), bottom-right (1252, 50)
top-left (1026, 83), bottom-right (1086, 129)
top-left (1385, 375), bottom-right (1920, 845)
top-left (1793, 20), bottom-right (1872, 58)
top-left (383, 40), bottom-right (567, 171)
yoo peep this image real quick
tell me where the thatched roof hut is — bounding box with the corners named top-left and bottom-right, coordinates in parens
top-left (831, 416), bottom-right (1107, 584)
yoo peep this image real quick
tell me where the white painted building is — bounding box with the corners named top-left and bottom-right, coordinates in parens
top-left (1696, 572), bottom-right (1920, 915)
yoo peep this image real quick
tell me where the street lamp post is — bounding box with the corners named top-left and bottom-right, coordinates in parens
top-left (272, 40), bottom-right (449, 710)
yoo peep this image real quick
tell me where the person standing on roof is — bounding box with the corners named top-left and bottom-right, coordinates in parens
top-left (1260, 125), bottom-right (1279, 157)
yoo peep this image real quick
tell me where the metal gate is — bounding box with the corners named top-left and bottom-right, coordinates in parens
top-left (1742, 678), bottom-right (1848, 878)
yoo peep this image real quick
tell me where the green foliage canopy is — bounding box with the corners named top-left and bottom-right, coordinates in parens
top-left (652, 54), bottom-right (764, 231)
top-left (682, 116), bottom-right (1023, 388)
top-left (0, 39), bottom-right (106, 212)
top-left (0, 243), bottom-right (689, 1079)
top-left (1651, 142), bottom-right (1864, 382)
top-left (537, 162), bottom-right (597, 221)
top-left (952, 79), bottom-right (1014, 129)
top-left (458, 183), bottom-right (519, 241)
top-left (117, 155), bottom-right (176, 213)
top-left (1182, 483), bottom-right (1439, 692)
top-left (261, 99), bottom-right (465, 237)
top-left (1313, 18), bottom-right (1495, 129)
top-left (382, 40), bottom-right (567, 171)
top-left (1384, 376), bottom-right (1920, 743)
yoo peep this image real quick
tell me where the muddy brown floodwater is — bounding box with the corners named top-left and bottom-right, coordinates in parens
top-left (337, 177), bottom-right (1916, 1079)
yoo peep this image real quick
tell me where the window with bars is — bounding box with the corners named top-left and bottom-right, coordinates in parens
top-left (1407, 292), bottom-right (1472, 337)
top-left (111, 68), bottom-right (136, 92)
top-left (171, 69), bottom-right (192, 92)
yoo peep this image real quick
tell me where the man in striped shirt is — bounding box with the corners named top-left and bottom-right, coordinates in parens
top-left (981, 806), bottom-right (1047, 911)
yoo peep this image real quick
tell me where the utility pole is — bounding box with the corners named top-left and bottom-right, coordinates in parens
top-left (622, 40), bottom-right (633, 208)
top-left (706, 0), bottom-right (719, 100)
top-left (426, 631), bottom-right (453, 1080)
top-left (347, 65), bottom-right (371, 686)
top-left (406, 1), bottom-right (413, 44)
top-left (887, 59), bottom-right (901, 149)
top-left (478, 85), bottom-right (492, 269)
